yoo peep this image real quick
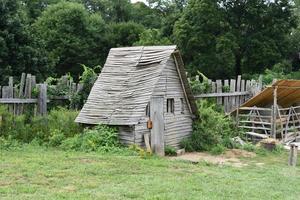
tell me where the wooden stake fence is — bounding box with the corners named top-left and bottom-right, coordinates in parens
top-left (192, 75), bottom-right (263, 113)
top-left (0, 73), bottom-right (83, 116)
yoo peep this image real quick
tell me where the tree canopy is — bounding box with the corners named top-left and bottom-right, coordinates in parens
top-left (0, 0), bottom-right (299, 83)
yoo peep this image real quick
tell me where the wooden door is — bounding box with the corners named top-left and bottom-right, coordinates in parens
top-left (150, 96), bottom-right (165, 156)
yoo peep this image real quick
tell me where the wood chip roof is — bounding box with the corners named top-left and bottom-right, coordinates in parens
top-left (241, 80), bottom-right (300, 108)
top-left (75, 46), bottom-right (198, 125)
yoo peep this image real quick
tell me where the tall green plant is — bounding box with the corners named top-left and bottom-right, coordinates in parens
top-left (180, 100), bottom-right (238, 152)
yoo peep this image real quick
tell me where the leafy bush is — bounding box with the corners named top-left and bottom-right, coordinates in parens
top-left (180, 100), bottom-right (238, 152)
top-left (70, 65), bottom-right (99, 108)
top-left (190, 71), bottom-right (211, 94)
top-left (60, 125), bottom-right (120, 152)
top-left (0, 106), bottom-right (82, 144)
top-left (210, 144), bottom-right (226, 155)
top-left (165, 146), bottom-right (177, 156)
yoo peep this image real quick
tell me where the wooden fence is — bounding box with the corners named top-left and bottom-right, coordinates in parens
top-left (0, 73), bottom-right (82, 116)
top-left (192, 75), bottom-right (263, 113)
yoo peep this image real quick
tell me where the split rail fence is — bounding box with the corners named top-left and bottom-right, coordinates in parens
top-left (192, 75), bottom-right (263, 113)
top-left (0, 73), bottom-right (82, 116)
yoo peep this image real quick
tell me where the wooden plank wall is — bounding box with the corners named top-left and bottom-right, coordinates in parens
top-left (0, 73), bottom-right (83, 116)
top-left (193, 75), bottom-right (263, 113)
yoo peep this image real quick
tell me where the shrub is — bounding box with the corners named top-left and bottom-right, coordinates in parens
top-left (165, 146), bottom-right (177, 156)
top-left (180, 100), bottom-right (238, 152)
top-left (60, 125), bottom-right (120, 152)
top-left (0, 106), bottom-right (82, 145)
top-left (49, 129), bottom-right (65, 147)
top-left (210, 144), bottom-right (226, 155)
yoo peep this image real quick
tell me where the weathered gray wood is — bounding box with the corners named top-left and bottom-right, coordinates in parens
top-left (271, 86), bottom-right (278, 138)
top-left (24, 74), bottom-right (32, 98)
top-left (194, 91), bottom-right (249, 98)
top-left (230, 79), bottom-right (236, 111)
top-left (224, 80), bottom-right (229, 113)
top-left (245, 132), bottom-right (269, 139)
top-left (8, 77), bottom-right (14, 113)
top-left (288, 143), bottom-right (298, 167)
top-left (0, 99), bottom-right (38, 103)
top-left (211, 82), bottom-right (216, 93)
top-left (216, 80), bottom-right (222, 105)
top-left (236, 75), bottom-right (241, 108)
top-left (240, 79), bottom-right (246, 105)
top-left (150, 96), bottom-right (164, 156)
top-left (143, 133), bottom-right (152, 153)
top-left (37, 84), bottom-right (47, 116)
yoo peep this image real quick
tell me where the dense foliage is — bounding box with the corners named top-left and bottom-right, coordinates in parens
top-left (1, 0), bottom-right (299, 84)
top-left (180, 100), bottom-right (239, 153)
top-left (0, 105), bottom-right (122, 152)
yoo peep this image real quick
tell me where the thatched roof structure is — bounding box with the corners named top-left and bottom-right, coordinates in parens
top-left (241, 80), bottom-right (300, 108)
top-left (76, 46), bottom-right (197, 125)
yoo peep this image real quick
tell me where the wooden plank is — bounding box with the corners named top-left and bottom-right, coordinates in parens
top-left (150, 96), bottom-right (164, 156)
top-left (230, 79), bottom-right (236, 111)
top-left (236, 75), bottom-right (241, 108)
top-left (24, 74), bottom-right (32, 98)
top-left (224, 80), bottom-right (229, 113)
top-left (240, 79), bottom-right (245, 104)
top-left (288, 144), bottom-right (298, 167)
top-left (0, 99), bottom-right (38, 104)
top-left (216, 80), bottom-right (222, 105)
top-left (272, 87), bottom-right (278, 138)
top-left (37, 84), bottom-right (47, 116)
top-left (239, 126), bottom-right (271, 131)
top-left (245, 132), bottom-right (269, 139)
top-left (194, 91), bottom-right (250, 98)
top-left (239, 107), bottom-right (272, 111)
top-left (8, 77), bottom-right (14, 113)
top-left (239, 120), bottom-right (271, 125)
top-left (19, 73), bottom-right (26, 98)
top-left (143, 133), bottom-right (152, 153)
top-left (211, 82), bottom-right (216, 93)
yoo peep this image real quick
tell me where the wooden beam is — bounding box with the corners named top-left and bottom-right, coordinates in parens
top-left (272, 86), bottom-right (278, 138)
top-left (194, 91), bottom-right (250, 98)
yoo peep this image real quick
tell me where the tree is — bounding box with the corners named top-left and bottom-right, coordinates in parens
top-left (134, 29), bottom-right (171, 45)
top-left (33, 1), bottom-right (109, 77)
top-left (174, 0), bottom-right (236, 78)
top-left (174, 0), bottom-right (297, 78)
top-left (0, 0), bottom-right (52, 84)
top-left (109, 21), bottom-right (145, 47)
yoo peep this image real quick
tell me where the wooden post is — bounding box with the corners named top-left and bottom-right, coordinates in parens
top-left (8, 77), bottom-right (14, 113)
top-left (150, 96), bottom-right (164, 156)
top-left (37, 84), bottom-right (47, 116)
top-left (272, 86), bottom-right (278, 138)
top-left (216, 80), bottom-right (222, 105)
top-left (288, 144), bottom-right (298, 167)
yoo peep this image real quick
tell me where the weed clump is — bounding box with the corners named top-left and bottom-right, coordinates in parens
top-left (180, 100), bottom-right (239, 153)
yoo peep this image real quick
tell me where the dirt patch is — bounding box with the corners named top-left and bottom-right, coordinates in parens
top-left (171, 149), bottom-right (256, 168)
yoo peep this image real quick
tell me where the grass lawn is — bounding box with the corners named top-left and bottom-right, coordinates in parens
top-left (0, 145), bottom-right (300, 200)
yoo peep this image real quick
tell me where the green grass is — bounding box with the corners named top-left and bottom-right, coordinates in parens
top-left (0, 145), bottom-right (300, 200)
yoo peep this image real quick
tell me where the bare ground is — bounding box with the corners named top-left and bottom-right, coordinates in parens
top-left (171, 149), bottom-right (256, 167)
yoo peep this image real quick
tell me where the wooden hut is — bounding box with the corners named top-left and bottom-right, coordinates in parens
top-left (236, 80), bottom-right (300, 144)
top-left (75, 46), bottom-right (198, 155)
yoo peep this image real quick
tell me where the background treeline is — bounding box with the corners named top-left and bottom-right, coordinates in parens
top-left (1, 0), bottom-right (300, 84)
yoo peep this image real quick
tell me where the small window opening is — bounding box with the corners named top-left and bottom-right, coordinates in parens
top-left (146, 102), bottom-right (150, 117)
top-left (167, 98), bottom-right (174, 113)
top-left (180, 98), bottom-right (184, 114)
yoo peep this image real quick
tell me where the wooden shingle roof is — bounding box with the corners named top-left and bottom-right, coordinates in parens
top-left (75, 46), bottom-right (197, 125)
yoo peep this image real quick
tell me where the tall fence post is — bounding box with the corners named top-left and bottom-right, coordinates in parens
top-left (37, 83), bottom-right (47, 116)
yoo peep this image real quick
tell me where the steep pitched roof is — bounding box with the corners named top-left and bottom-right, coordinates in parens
top-left (75, 46), bottom-right (197, 125)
